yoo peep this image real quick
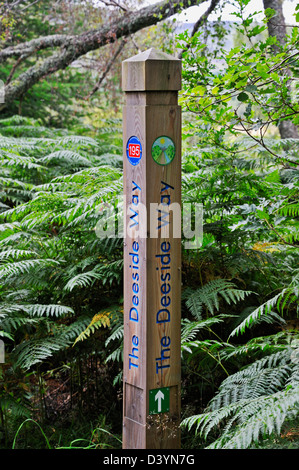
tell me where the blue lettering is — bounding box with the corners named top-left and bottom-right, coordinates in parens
top-left (130, 181), bottom-right (141, 227)
top-left (161, 241), bottom-right (170, 252)
top-left (156, 336), bottom-right (171, 374)
top-left (128, 181), bottom-right (142, 373)
top-left (132, 194), bottom-right (139, 205)
top-left (161, 295), bottom-right (171, 307)
top-left (161, 181), bottom-right (174, 192)
top-left (156, 253), bottom-right (171, 265)
top-left (161, 194), bottom-right (171, 204)
top-left (155, 234), bottom-right (173, 375)
top-left (157, 208), bottom-right (170, 230)
top-left (161, 336), bottom-right (171, 348)
top-left (129, 207), bottom-right (139, 228)
top-left (130, 307), bottom-right (138, 322)
top-left (132, 181), bottom-right (141, 192)
top-left (132, 282), bottom-right (139, 293)
top-left (156, 308), bottom-right (170, 324)
top-left (132, 241), bottom-right (139, 252)
top-left (161, 283), bottom-right (170, 295)
top-left (161, 272), bottom-right (170, 282)
top-left (129, 335), bottom-right (139, 369)
top-left (156, 362), bottom-right (170, 373)
top-left (129, 251), bottom-right (139, 265)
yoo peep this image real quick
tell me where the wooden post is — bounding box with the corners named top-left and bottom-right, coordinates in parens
top-left (122, 48), bottom-right (181, 449)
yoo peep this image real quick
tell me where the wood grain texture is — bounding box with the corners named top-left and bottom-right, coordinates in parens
top-left (122, 49), bottom-right (181, 449)
top-left (122, 48), bottom-right (181, 91)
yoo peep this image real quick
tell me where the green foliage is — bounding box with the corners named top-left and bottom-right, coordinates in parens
top-left (182, 334), bottom-right (299, 449)
top-left (230, 273), bottom-right (299, 337)
top-left (178, 8), bottom-right (299, 143)
top-left (185, 279), bottom-right (252, 319)
top-left (0, 0), bottom-right (109, 126)
top-left (178, 0), bottom-right (299, 449)
top-left (0, 115), bottom-right (123, 374)
top-left (0, 114), bottom-right (125, 446)
top-left (1, 0), bottom-right (299, 450)
top-left (73, 306), bottom-right (122, 346)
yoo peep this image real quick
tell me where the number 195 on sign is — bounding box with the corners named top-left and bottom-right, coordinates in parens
top-left (127, 136), bottom-right (142, 166)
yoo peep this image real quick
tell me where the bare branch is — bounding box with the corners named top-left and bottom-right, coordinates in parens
top-left (85, 38), bottom-right (127, 99)
top-left (6, 56), bottom-right (24, 84)
top-left (20, 0), bottom-right (42, 11)
top-left (0, 0), bottom-right (203, 110)
top-left (98, 0), bottom-right (128, 12)
top-left (0, 35), bottom-right (73, 62)
top-left (178, 0), bottom-right (221, 58)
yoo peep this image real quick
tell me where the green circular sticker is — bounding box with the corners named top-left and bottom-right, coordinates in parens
top-left (151, 136), bottom-right (175, 165)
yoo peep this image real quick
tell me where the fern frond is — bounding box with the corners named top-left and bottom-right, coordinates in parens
top-left (182, 326), bottom-right (299, 448)
top-left (0, 330), bottom-right (14, 340)
top-left (181, 315), bottom-right (235, 346)
top-left (96, 153), bottom-right (123, 168)
top-left (279, 202), bottom-right (299, 217)
top-left (1, 314), bottom-right (37, 331)
top-left (26, 304), bottom-right (74, 317)
top-left (209, 364), bottom-right (292, 410)
top-left (112, 370), bottom-right (123, 386)
top-left (73, 306), bottom-right (122, 346)
top-left (56, 135), bottom-right (98, 148)
top-left (186, 279), bottom-right (252, 318)
top-left (182, 399), bottom-right (246, 437)
top-left (183, 384), bottom-right (299, 449)
top-left (229, 289), bottom-right (287, 337)
top-left (64, 270), bottom-right (103, 291)
top-left (0, 258), bottom-right (60, 280)
top-left (0, 222), bottom-right (21, 239)
top-left (220, 334), bottom-right (291, 362)
top-left (0, 249), bottom-right (38, 260)
top-left (105, 346), bottom-right (123, 364)
top-left (1, 153), bottom-right (45, 170)
top-left (59, 316), bottom-right (92, 342)
top-left (105, 323), bottom-right (124, 347)
top-left (0, 115), bottom-right (37, 126)
top-left (185, 292), bottom-right (203, 320)
top-left (209, 386), bottom-right (299, 449)
top-left (0, 396), bottom-right (31, 418)
top-left (0, 124), bottom-right (57, 138)
top-left (40, 150), bottom-right (92, 168)
top-left (73, 312), bottom-right (111, 345)
top-left (13, 336), bottom-right (71, 370)
top-left (104, 313), bottom-right (124, 366)
top-left (181, 338), bottom-right (227, 359)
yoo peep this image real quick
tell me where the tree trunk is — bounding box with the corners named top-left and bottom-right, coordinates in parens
top-left (263, 0), bottom-right (287, 52)
top-left (263, 0), bottom-right (298, 139)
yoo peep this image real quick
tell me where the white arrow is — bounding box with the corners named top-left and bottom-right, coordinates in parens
top-left (155, 390), bottom-right (165, 412)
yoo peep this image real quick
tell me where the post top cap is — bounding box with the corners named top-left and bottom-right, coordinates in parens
top-left (123, 48), bottom-right (180, 63)
top-left (122, 48), bottom-right (181, 92)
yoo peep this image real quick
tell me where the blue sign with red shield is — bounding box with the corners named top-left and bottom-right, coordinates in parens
top-left (127, 136), bottom-right (142, 166)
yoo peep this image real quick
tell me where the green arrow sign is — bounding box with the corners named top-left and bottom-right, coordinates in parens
top-left (149, 387), bottom-right (170, 414)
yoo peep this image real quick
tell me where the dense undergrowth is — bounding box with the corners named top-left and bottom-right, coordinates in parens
top-left (0, 111), bottom-right (298, 449)
top-left (1, 0), bottom-right (299, 450)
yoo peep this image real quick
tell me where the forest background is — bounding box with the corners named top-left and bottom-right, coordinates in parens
top-left (0, 0), bottom-right (298, 450)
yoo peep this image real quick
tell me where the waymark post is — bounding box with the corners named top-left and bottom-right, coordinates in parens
top-left (122, 48), bottom-right (182, 449)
